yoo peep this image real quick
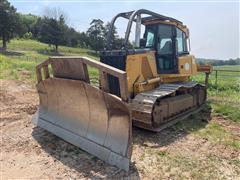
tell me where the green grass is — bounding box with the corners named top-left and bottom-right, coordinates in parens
top-left (193, 120), bottom-right (239, 149)
top-left (172, 110), bottom-right (240, 150)
top-left (0, 39), bottom-right (99, 61)
top-left (211, 103), bottom-right (240, 123)
top-left (0, 55), bottom-right (36, 82)
top-left (195, 122), bottom-right (240, 149)
top-left (192, 65), bottom-right (240, 123)
top-left (3, 39), bottom-right (92, 56)
top-left (0, 39), bottom-right (100, 82)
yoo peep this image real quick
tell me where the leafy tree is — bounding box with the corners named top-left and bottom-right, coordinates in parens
top-left (87, 19), bottom-right (105, 52)
top-left (0, 0), bottom-right (23, 50)
top-left (32, 17), bottom-right (43, 39)
top-left (78, 32), bottom-right (90, 48)
top-left (104, 22), bottom-right (133, 49)
top-left (19, 13), bottom-right (38, 34)
top-left (104, 22), bottom-right (119, 49)
top-left (196, 58), bottom-right (240, 66)
top-left (38, 15), bottom-right (67, 52)
top-left (65, 27), bottom-right (79, 47)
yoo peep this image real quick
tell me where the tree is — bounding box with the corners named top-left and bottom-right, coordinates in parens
top-left (32, 17), bottom-right (43, 39)
top-left (38, 15), bottom-right (67, 52)
top-left (104, 22), bottom-right (133, 49)
top-left (104, 22), bottom-right (119, 49)
top-left (196, 57), bottom-right (240, 66)
top-left (19, 13), bottom-right (38, 35)
top-left (78, 32), bottom-right (90, 48)
top-left (87, 19), bottom-right (105, 53)
top-left (0, 0), bottom-right (23, 50)
top-left (65, 27), bottom-right (79, 47)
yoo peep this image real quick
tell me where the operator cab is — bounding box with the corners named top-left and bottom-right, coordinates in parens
top-left (101, 9), bottom-right (193, 97)
top-left (141, 23), bottom-right (190, 74)
top-left (102, 9), bottom-right (191, 75)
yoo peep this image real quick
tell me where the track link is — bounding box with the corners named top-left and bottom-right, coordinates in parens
top-left (130, 82), bottom-right (206, 132)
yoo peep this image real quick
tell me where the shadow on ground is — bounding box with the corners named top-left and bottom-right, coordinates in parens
top-left (37, 49), bottom-right (65, 56)
top-left (0, 50), bottom-right (25, 56)
top-left (133, 105), bottom-right (212, 148)
top-left (32, 105), bottom-right (211, 178)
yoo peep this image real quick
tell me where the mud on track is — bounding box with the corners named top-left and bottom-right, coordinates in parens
top-left (1, 80), bottom-right (239, 179)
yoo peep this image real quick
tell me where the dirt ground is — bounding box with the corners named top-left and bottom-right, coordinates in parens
top-left (1, 80), bottom-right (239, 179)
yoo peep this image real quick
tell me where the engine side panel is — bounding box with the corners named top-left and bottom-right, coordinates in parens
top-left (125, 51), bottom-right (158, 95)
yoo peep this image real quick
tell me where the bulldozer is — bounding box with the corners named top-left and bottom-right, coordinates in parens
top-left (33, 9), bottom-right (212, 171)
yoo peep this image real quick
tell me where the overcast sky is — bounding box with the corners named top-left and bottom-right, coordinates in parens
top-left (9, 0), bottom-right (240, 59)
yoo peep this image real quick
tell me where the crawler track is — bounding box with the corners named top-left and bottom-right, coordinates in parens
top-left (131, 82), bottom-right (206, 132)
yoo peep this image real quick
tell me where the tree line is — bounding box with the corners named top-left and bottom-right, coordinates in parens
top-left (0, 0), bottom-right (125, 53)
top-left (0, 0), bottom-right (239, 64)
top-left (196, 58), bottom-right (240, 66)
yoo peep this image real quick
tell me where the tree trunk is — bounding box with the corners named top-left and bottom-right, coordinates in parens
top-left (2, 36), bottom-right (7, 51)
top-left (55, 44), bottom-right (58, 53)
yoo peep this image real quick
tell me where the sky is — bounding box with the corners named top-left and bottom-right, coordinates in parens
top-left (9, 0), bottom-right (240, 60)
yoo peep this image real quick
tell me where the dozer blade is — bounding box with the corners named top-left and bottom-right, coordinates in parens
top-left (33, 57), bottom-right (131, 171)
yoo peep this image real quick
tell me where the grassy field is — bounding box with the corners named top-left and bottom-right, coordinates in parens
top-left (192, 65), bottom-right (240, 123)
top-left (1, 39), bottom-right (239, 179)
top-left (0, 39), bottom-right (98, 83)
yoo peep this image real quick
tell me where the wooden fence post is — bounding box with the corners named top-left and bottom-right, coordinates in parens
top-left (205, 72), bottom-right (209, 88)
top-left (215, 70), bottom-right (218, 85)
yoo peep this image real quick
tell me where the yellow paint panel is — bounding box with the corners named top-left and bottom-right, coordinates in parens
top-left (178, 55), bottom-right (197, 75)
top-left (158, 55), bottom-right (196, 83)
top-left (126, 51), bottom-right (158, 94)
top-left (126, 53), bottom-right (197, 95)
top-left (160, 74), bottom-right (189, 83)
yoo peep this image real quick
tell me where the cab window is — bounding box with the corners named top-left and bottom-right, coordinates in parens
top-left (156, 24), bottom-right (175, 73)
top-left (176, 28), bottom-right (188, 54)
top-left (145, 31), bottom-right (155, 47)
top-left (158, 25), bottom-right (173, 55)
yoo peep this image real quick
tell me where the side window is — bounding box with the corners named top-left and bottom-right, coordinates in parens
top-left (183, 32), bottom-right (188, 52)
top-left (176, 28), bottom-right (188, 54)
top-left (176, 28), bottom-right (184, 53)
top-left (146, 31), bottom-right (154, 47)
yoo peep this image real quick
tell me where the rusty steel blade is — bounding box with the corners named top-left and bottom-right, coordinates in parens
top-left (33, 77), bottom-right (132, 171)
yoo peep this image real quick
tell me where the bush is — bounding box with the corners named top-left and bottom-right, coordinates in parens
top-left (23, 32), bottom-right (33, 39)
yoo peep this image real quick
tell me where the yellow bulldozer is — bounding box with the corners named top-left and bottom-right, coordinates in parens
top-left (33, 9), bottom-right (212, 171)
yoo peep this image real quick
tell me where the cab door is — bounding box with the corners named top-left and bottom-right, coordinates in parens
top-left (156, 24), bottom-right (178, 74)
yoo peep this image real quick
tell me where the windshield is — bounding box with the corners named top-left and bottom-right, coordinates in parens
top-left (143, 24), bottom-right (189, 55)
